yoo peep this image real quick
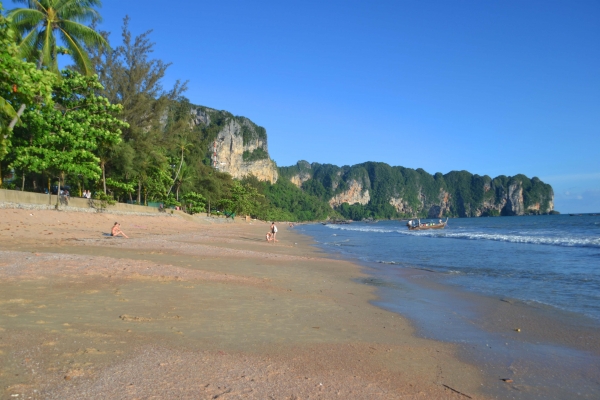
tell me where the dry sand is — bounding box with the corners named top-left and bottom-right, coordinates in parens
top-left (0, 209), bottom-right (486, 399)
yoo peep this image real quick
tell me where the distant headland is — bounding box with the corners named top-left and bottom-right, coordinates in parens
top-left (194, 104), bottom-right (554, 220)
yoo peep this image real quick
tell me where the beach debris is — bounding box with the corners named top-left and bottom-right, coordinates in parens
top-left (442, 384), bottom-right (472, 399)
top-left (514, 328), bottom-right (521, 332)
top-left (501, 379), bottom-right (514, 383)
top-left (119, 314), bottom-right (152, 322)
top-left (312, 326), bottom-right (320, 329)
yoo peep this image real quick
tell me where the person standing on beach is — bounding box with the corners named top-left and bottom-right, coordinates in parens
top-left (271, 222), bottom-right (278, 242)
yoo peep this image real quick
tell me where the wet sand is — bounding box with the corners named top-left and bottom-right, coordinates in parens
top-left (0, 209), bottom-right (486, 399)
top-left (369, 263), bottom-right (600, 399)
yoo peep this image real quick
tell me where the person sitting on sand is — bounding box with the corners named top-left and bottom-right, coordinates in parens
top-left (111, 222), bottom-right (129, 238)
top-left (266, 232), bottom-right (272, 242)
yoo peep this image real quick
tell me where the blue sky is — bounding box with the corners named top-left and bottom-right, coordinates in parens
top-left (63, 1), bottom-right (600, 212)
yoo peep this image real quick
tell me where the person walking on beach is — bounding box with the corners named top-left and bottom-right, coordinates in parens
top-left (271, 222), bottom-right (278, 242)
top-left (111, 222), bottom-right (129, 238)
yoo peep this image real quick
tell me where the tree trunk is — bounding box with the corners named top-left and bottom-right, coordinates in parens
top-left (48, 177), bottom-right (51, 205)
top-left (21, 172), bottom-right (25, 191)
top-left (7, 104), bottom-right (27, 131)
top-left (168, 148), bottom-right (185, 196)
top-left (137, 180), bottom-right (141, 204)
top-left (176, 185), bottom-right (180, 201)
top-left (0, 163), bottom-right (2, 186)
top-left (102, 161), bottom-right (107, 194)
top-left (56, 177), bottom-right (61, 209)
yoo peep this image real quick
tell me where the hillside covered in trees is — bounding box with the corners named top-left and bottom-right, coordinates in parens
top-left (0, 2), bottom-right (554, 222)
top-left (279, 161), bottom-right (554, 220)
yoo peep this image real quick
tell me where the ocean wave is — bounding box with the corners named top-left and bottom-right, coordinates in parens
top-left (324, 225), bottom-right (396, 233)
top-left (323, 223), bottom-right (600, 248)
top-left (399, 230), bottom-right (600, 248)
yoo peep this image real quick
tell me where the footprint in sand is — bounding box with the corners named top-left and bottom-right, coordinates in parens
top-left (7, 298), bottom-right (32, 304)
top-left (84, 348), bottom-right (105, 355)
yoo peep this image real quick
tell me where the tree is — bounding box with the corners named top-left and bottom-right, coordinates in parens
top-left (228, 180), bottom-right (264, 216)
top-left (90, 17), bottom-right (187, 203)
top-left (172, 162), bottom-right (193, 201)
top-left (182, 191), bottom-right (206, 215)
top-left (11, 69), bottom-right (126, 207)
top-left (0, 1), bottom-right (54, 183)
top-left (7, 0), bottom-right (108, 75)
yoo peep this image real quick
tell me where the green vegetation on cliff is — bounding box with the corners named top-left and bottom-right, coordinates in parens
top-left (280, 161), bottom-right (554, 220)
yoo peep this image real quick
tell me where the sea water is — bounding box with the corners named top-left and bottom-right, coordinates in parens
top-left (297, 214), bottom-right (600, 320)
top-left (297, 214), bottom-right (600, 398)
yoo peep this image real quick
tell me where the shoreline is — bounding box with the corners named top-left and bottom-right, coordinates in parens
top-left (0, 209), bottom-right (486, 399)
top-left (296, 225), bottom-right (600, 399)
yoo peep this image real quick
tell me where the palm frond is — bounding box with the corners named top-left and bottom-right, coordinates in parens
top-left (5, 8), bottom-right (45, 33)
top-left (58, 27), bottom-right (93, 75)
top-left (59, 19), bottom-right (108, 48)
top-left (11, 0), bottom-right (47, 11)
top-left (57, 0), bottom-right (103, 23)
top-left (7, 0), bottom-right (106, 74)
top-left (16, 27), bottom-right (41, 60)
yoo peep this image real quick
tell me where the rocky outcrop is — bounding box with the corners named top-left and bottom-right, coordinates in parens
top-left (329, 180), bottom-right (370, 207)
top-left (502, 182), bottom-right (524, 216)
top-left (190, 108), bottom-right (211, 126)
top-left (528, 196), bottom-right (554, 214)
top-left (389, 197), bottom-right (412, 215)
top-left (290, 173), bottom-right (311, 188)
top-left (427, 189), bottom-right (451, 218)
top-left (192, 106), bottom-right (278, 183)
top-left (279, 160), bottom-right (313, 188)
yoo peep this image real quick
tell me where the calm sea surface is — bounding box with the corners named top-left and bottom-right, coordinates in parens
top-left (297, 214), bottom-right (600, 320)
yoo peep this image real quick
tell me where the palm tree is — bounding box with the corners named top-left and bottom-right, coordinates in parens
top-left (167, 136), bottom-right (193, 197)
top-left (7, 0), bottom-right (108, 75)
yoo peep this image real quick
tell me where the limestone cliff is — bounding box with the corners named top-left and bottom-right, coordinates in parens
top-left (190, 106), bottom-right (278, 183)
top-left (287, 160), bottom-right (313, 188)
top-left (279, 161), bottom-right (555, 219)
top-left (329, 180), bottom-right (370, 208)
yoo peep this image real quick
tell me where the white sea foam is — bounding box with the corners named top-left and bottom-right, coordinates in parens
top-left (324, 224), bottom-right (600, 248)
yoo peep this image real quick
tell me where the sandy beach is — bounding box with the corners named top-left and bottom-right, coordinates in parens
top-left (0, 208), bottom-right (489, 399)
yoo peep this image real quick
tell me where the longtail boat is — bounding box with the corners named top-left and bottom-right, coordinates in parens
top-left (406, 218), bottom-right (448, 231)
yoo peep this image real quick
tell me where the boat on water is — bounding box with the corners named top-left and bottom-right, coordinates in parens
top-left (406, 218), bottom-right (448, 231)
